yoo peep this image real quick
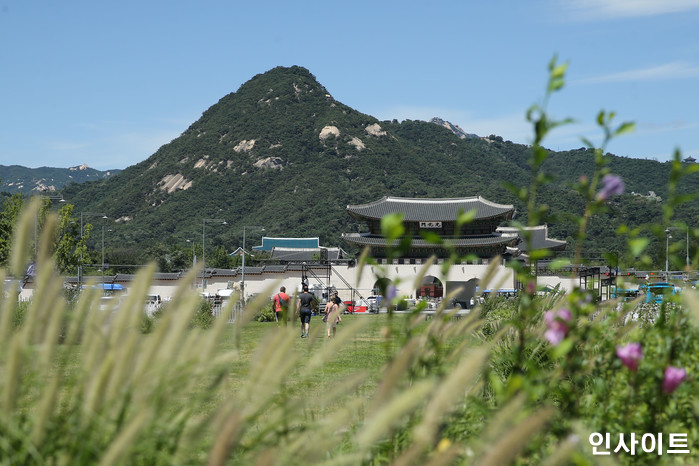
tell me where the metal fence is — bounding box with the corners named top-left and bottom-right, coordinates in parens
top-left (211, 299), bottom-right (243, 323)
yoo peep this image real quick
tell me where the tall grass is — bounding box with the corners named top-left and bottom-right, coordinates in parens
top-left (0, 203), bottom-right (497, 464)
top-left (0, 200), bottom-right (601, 464)
top-left (2, 63), bottom-right (697, 464)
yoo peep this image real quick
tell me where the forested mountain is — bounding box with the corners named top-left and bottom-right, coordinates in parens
top-left (0, 164), bottom-right (120, 194)
top-left (56, 65), bottom-right (696, 268)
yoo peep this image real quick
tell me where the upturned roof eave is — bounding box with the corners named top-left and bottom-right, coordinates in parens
top-left (342, 235), bottom-right (517, 248)
top-left (346, 196), bottom-right (515, 222)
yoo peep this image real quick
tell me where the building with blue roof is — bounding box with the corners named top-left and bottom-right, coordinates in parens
top-left (253, 237), bottom-right (320, 251)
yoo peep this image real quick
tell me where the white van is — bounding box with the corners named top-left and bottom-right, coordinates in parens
top-left (216, 289), bottom-right (235, 303)
top-left (366, 296), bottom-right (382, 313)
top-left (145, 295), bottom-right (162, 317)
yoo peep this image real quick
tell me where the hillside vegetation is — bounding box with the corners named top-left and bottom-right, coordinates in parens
top-left (42, 65), bottom-right (698, 267)
top-left (0, 164), bottom-right (120, 194)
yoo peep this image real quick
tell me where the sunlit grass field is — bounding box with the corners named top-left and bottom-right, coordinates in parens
top-left (224, 313), bottom-right (427, 394)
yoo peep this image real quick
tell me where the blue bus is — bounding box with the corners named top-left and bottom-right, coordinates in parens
top-left (642, 282), bottom-right (677, 304)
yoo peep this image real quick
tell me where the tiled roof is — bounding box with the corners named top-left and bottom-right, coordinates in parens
top-left (347, 196), bottom-right (515, 222)
top-left (271, 249), bottom-right (320, 261)
top-left (113, 273), bottom-right (182, 281)
top-left (263, 264), bottom-right (288, 273)
top-left (286, 263), bottom-right (334, 272)
top-left (210, 268), bottom-right (239, 277)
top-left (342, 233), bottom-right (516, 248)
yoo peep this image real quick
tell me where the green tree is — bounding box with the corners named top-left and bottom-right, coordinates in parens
top-left (0, 194), bottom-right (24, 266)
top-left (210, 245), bottom-right (232, 269)
top-left (53, 204), bottom-right (91, 274)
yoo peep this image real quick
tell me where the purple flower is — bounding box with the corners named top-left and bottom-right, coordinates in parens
top-left (544, 308), bottom-right (572, 345)
top-left (526, 281), bottom-right (536, 295)
top-left (385, 284), bottom-right (397, 303)
top-left (596, 174), bottom-right (625, 200)
top-left (662, 366), bottom-right (687, 394)
top-left (616, 343), bottom-right (643, 371)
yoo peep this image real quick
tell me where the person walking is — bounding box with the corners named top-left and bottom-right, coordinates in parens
top-left (297, 284), bottom-right (315, 338)
top-left (331, 291), bottom-right (343, 308)
top-left (323, 292), bottom-right (342, 338)
top-left (272, 286), bottom-right (291, 325)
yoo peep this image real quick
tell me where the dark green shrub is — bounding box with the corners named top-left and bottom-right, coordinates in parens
top-left (141, 312), bottom-right (155, 333)
top-left (255, 301), bottom-right (275, 322)
top-left (13, 299), bottom-right (28, 328)
top-left (191, 299), bottom-right (214, 329)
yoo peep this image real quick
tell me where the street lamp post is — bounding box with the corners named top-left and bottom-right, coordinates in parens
top-left (666, 226), bottom-right (691, 270)
top-left (186, 239), bottom-right (196, 288)
top-left (101, 226), bottom-right (113, 291)
top-left (186, 239), bottom-right (196, 268)
top-left (665, 229), bottom-right (672, 277)
top-left (34, 195), bottom-right (66, 257)
top-left (241, 225), bottom-right (265, 303)
top-left (202, 218), bottom-right (227, 290)
top-left (79, 211), bottom-right (107, 289)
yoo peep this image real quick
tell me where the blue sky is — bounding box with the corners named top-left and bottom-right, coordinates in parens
top-left (2, 0), bottom-right (699, 170)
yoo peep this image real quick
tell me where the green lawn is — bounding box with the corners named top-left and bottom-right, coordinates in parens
top-left (221, 313), bottom-right (425, 401)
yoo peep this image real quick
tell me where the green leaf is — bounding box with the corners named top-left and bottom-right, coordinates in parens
top-left (533, 145), bottom-right (548, 166)
top-left (596, 111), bottom-right (605, 126)
top-left (685, 164), bottom-right (699, 175)
top-left (548, 78), bottom-right (565, 92)
top-left (505, 374), bottom-right (524, 397)
top-left (614, 121), bottom-right (635, 137)
top-left (529, 249), bottom-right (552, 261)
top-left (551, 63), bottom-right (568, 79)
top-left (381, 213), bottom-right (405, 243)
top-left (549, 258), bottom-right (570, 271)
top-left (456, 209), bottom-right (476, 232)
top-left (419, 230), bottom-right (442, 245)
top-left (547, 117), bottom-right (575, 131)
top-left (629, 238), bottom-right (650, 257)
top-left (580, 137), bottom-right (595, 149)
top-left (552, 338), bottom-right (574, 358)
top-left (676, 193), bottom-right (698, 204)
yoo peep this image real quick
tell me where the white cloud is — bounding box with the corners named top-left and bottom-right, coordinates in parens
top-left (49, 141), bottom-right (90, 151)
top-left (577, 62), bottom-right (699, 84)
top-left (557, 0), bottom-right (699, 20)
top-left (637, 118), bottom-right (699, 134)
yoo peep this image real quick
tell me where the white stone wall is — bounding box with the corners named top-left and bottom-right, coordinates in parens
top-left (236, 260), bottom-right (516, 303)
top-left (535, 276), bottom-right (577, 294)
top-left (17, 263), bottom-right (582, 304)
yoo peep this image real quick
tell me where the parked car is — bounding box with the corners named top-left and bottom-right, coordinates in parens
top-left (611, 287), bottom-right (639, 302)
top-left (145, 295), bottom-right (162, 316)
top-left (366, 295), bottom-right (382, 313)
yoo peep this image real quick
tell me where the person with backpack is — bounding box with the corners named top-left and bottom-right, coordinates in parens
top-left (297, 284), bottom-right (315, 338)
top-left (272, 286), bottom-right (291, 324)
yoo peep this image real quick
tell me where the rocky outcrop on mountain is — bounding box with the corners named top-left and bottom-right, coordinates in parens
top-left (0, 164), bottom-right (121, 194)
top-left (429, 117), bottom-right (479, 140)
top-left (55, 65), bottom-right (695, 257)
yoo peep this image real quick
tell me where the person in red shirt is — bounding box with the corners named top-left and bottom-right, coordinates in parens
top-left (272, 286), bottom-right (291, 324)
